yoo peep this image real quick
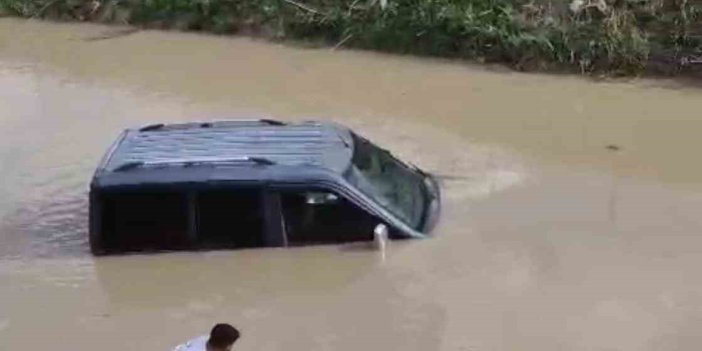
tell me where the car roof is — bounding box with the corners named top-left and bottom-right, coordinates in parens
top-left (93, 120), bottom-right (355, 188)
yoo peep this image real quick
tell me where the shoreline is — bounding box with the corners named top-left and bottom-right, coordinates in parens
top-left (2, 0), bottom-right (702, 77)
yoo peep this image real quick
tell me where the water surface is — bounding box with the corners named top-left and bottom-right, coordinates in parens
top-left (1, 18), bottom-right (702, 351)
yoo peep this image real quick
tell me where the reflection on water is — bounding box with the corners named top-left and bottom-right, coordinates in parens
top-left (2, 18), bottom-right (702, 351)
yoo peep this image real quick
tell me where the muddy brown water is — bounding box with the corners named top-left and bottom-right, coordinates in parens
top-left (2, 18), bottom-right (702, 350)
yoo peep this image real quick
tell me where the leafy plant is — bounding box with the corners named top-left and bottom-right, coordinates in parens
top-left (2, 0), bottom-right (702, 74)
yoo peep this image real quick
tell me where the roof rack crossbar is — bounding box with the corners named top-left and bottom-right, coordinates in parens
top-left (138, 119), bottom-right (286, 132)
top-left (138, 123), bottom-right (165, 132)
top-left (259, 119), bottom-right (286, 126)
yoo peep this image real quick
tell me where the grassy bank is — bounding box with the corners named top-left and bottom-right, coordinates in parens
top-left (2, 0), bottom-right (701, 75)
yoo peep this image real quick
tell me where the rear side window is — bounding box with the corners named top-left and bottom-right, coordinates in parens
top-left (98, 187), bottom-right (266, 252)
top-left (196, 188), bottom-right (265, 249)
top-left (100, 191), bottom-right (189, 251)
top-left (280, 191), bottom-right (378, 245)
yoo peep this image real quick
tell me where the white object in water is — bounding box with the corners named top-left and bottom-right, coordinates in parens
top-left (374, 224), bottom-right (388, 252)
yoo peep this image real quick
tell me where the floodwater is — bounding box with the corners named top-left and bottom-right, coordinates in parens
top-left (1, 18), bottom-right (702, 351)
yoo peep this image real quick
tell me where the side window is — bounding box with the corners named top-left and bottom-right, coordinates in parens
top-left (101, 191), bottom-right (189, 251)
top-left (280, 190), bottom-right (378, 245)
top-left (100, 187), bottom-right (268, 252)
top-left (196, 188), bottom-right (265, 249)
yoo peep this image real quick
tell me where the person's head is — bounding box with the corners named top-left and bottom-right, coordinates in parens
top-left (206, 323), bottom-right (240, 351)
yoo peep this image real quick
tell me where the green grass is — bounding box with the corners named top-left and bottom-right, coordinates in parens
top-left (2, 0), bottom-right (701, 75)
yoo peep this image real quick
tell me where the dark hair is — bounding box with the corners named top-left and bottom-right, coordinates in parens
top-left (208, 324), bottom-right (240, 348)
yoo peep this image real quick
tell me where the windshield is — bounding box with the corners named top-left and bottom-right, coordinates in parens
top-left (344, 134), bottom-right (428, 230)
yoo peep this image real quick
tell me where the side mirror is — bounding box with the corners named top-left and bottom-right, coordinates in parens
top-left (373, 223), bottom-right (388, 251)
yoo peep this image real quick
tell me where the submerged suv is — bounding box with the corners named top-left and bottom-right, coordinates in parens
top-left (89, 120), bottom-right (440, 254)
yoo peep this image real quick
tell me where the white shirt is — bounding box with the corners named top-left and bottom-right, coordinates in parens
top-left (173, 335), bottom-right (208, 351)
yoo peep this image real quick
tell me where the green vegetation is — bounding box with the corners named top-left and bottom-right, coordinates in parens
top-left (2, 0), bottom-right (701, 75)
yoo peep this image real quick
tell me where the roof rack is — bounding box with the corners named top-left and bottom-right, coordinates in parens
top-left (139, 123), bottom-right (165, 132)
top-left (259, 119), bottom-right (286, 126)
top-left (112, 156), bottom-right (276, 172)
top-left (137, 119), bottom-right (287, 133)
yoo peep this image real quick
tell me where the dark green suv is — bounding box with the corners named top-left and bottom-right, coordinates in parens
top-left (89, 120), bottom-right (440, 254)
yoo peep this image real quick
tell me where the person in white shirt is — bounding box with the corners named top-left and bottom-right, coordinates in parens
top-left (173, 323), bottom-right (240, 351)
